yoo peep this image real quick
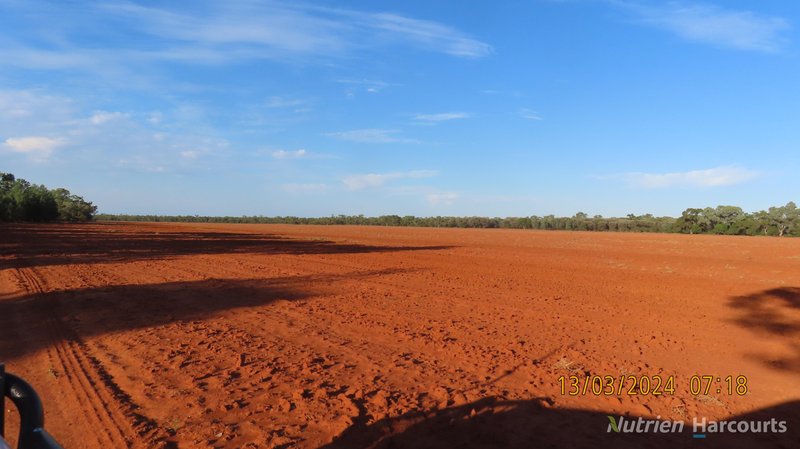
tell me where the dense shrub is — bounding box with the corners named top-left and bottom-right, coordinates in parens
top-left (0, 172), bottom-right (97, 222)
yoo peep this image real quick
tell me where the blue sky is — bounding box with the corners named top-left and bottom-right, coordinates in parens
top-left (1, 0), bottom-right (798, 217)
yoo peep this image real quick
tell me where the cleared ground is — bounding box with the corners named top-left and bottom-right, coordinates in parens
top-left (1, 222), bottom-right (799, 448)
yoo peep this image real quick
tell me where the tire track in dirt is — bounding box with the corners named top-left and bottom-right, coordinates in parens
top-left (13, 267), bottom-right (167, 449)
top-left (15, 266), bottom-right (45, 296)
top-left (44, 316), bottom-right (134, 448)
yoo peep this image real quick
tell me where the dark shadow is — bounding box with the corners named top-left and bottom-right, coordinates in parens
top-left (0, 268), bottom-right (410, 361)
top-left (728, 287), bottom-right (800, 372)
top-left (0, 223), bottom-right (454, 269)
top-left (319, 396), bottom-right (800, 449)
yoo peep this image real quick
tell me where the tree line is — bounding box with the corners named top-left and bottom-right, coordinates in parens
top-left (673, 204), bottom-right (798, 237)
top-left (95, 202), bottom-right (799, 237)
top-left (1, 172), bottom-right (97, 222)
top-left (3, 170), bottom-right (795, 236)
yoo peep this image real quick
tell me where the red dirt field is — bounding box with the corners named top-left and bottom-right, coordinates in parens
top-left (1, 222), bottom-right (799, 448)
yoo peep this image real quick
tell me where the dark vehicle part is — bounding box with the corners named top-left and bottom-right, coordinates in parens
top-left (1, 364), bottom-right (64, 449)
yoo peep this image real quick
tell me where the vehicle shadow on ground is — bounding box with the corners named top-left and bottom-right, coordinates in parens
top-left (728, 287), bottom-right (800, 373)
top-left (0, 223), bottom-right (454, 269)
top-left (319, 396), bottom-right (799, 449)
top-left (0, 268), bottom-right (409, 361)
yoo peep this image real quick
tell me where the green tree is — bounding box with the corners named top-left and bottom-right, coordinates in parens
top-left (0, 172), bottom-right (96, 222)
top-left (16, 184), bottom-right (58, 221)
top-left (675, 208), bottom-right (703, 234)
top-left (1, 172), bottom-right (17, 221)
top-left (52, 188), bottom-right (98, 221)
top-left (768, 202), bottom-right (799, 237)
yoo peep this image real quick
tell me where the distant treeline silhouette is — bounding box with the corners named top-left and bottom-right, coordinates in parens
top-left (97, 202), bottom-right (799, 237)
top-left (1, 172), bottom-right (97, 222)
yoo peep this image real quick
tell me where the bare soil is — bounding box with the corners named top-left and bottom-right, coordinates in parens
top-left (1, 222), bottom-right (799, 448)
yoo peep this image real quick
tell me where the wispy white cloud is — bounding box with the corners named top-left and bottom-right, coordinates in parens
top-left (0, 1), bottom-right (491, 73)
top-left (413, 112), bottom-right (470, 123)
top-left (343, 170), bottom-right (437, 190)
top-left (238, 97), bottom-right (313, 130)
top-left (479, 89), bottom-right (525, 97)
top-left (0, 43), bottom-right (100, 70)
top-left (613, 165), bottom-right (761, 188)
top-left (265, 96), bottom-right (311, 110)
top-left (0, 89), bottom-right (76, 122)
top-left (335, 79), bottom-right (391, 94)
top-left (115, 156), bottom-right (167, 173)
top-left (266, 97), bottom-right (304, 108)
top-left (427, 192), bottom-right (459, 206)
top-left (0, 89), bottom-right (229, 171)
top-left (612, 1), bottom-right (790, 52)
top-left (519, 108), bottom-right (542, 120)
top-left (325, 129), bottom-right (417, 143)
top-left (147, 112), bottom-right (163, 124)
top-left (361, 12), bottom-right (492, 58)
top-left (271, 149), bottom-right (308, 159)
top-left (3, 136), bottom-right (65, 162)
top-left (98, 2), bottom-right (349, 59)
top-left (89, 111), bottom-right (128, 124)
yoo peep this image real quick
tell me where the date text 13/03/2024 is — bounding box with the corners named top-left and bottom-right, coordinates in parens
top-left (558, 375), bottom-right (748, 397)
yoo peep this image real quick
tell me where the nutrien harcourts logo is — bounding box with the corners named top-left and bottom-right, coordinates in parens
top-left (606, 416), bottom-right (788, 438)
